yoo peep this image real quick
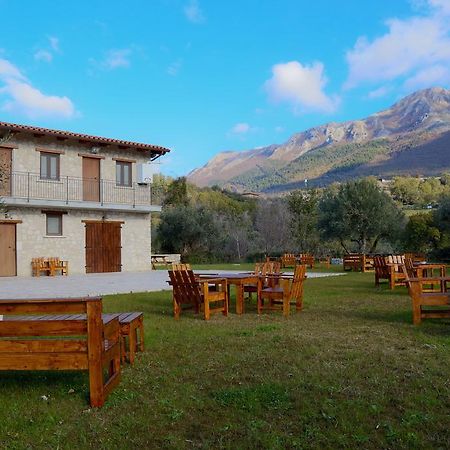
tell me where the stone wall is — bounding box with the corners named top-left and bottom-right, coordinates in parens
top-left (9, 207), bottom-right (152, 276)
top-left (10, 133), bottom-right (152, 182)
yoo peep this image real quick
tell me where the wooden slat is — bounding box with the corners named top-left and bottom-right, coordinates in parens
top-left (0, 320), bottom-right (87, 337)
top-left (0, 339), bottom-right (87, 353)
top-left (0, 353), bottom-right (88, 370)
top-left (419, 296), bottom-right (449, 306)
top-left (0, 301), bottom-right (87, 315)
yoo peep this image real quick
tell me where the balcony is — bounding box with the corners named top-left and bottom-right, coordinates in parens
top-left (0, 172), bottom-right (163, 213)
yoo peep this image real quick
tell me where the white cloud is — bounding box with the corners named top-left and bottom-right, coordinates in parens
top-left (0, 59), bottom-right (25, 80)
top-left (230, 123), bottom-right (251, 134)
top-left (48, 36), bottom-right (59, 52)
top-left (34, 50), bottom-right (53, 63)
top-left (367, 86), bottom-right (392, 99)
top-left (403, 64), bottom-right (450, 90)
top-left (167, 59), bottom-right (182, 76)
top-left (428, 0), bottom-right (450, 14)
top-left (275, 126), bottom-right (285, 133)
top-left (264, 60), bottom-right (339, 113)
top-left (0, 57), bottom-right (75, 119)
top-left (184, 0), bottom-right (205, 24)
top-left (345, 1), bottom-right (450, 89)
top-left (103, 49), bottom-right (132, 69)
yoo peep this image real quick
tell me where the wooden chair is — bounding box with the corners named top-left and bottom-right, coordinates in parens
top-left (299, 253), bottom-right (314, 269)
top-left (168, 269), bottom-right (228, 320)
top-left (31, 257), bottom-right (51, 277)
top-left (171, 263), bottom-right (191, 271)
top-left (404, 277), bottom-right (450, 325)
top-left (0, 297), bottom-right (121, 408)
top-left (281, 253), bottom-right (296, 268)
top-left (48, 257), bottom-right (69, 276)
top-left (343, 254), bottom-right (363, 272)
top-left (244, 261), bottom-right (281, 299)
top-left (257, 265), bottom-right (307, 317)
top-left (373, 255), bottom-right (407, 289)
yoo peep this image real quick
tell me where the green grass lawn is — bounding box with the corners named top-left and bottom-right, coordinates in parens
top-left (1, 271), bottom-right (449, 449)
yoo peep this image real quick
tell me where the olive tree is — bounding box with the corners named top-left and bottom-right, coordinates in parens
top-left (318, 179), bottom-right (405, 253)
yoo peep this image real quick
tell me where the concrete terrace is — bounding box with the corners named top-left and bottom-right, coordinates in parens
top-left (0, 270), bottom-right (345, 299)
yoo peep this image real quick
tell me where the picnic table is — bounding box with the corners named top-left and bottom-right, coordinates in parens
top-left (151, 254), bottom-right (181, 270)
top-left (195, 272), bottom-right (262, 315)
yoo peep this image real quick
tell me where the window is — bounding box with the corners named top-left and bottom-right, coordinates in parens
top-left (46, 213), bottom-right (62, 236)
top-left (116, 161), bottom-right (132, 187)
top-left (40, 152), bottom-right (60, 180)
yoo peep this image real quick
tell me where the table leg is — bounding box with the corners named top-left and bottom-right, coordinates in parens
top-left (236, 282), bottom-right (244, 315)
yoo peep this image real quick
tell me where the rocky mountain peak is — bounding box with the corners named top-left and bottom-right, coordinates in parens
top-left (188, 87), bottom-right (450, 188)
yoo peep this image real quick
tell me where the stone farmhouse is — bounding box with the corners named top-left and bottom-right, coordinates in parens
top-left (0, 121), bottom-right (169, 277)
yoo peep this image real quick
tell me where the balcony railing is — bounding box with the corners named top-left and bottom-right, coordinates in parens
top-left (1, 172), bottom-right (162, 208)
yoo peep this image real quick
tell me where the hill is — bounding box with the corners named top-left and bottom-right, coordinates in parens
top-left (188, 87), bottom-right (450, 193)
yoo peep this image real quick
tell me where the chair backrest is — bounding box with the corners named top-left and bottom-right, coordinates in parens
top-left (168, 269), bottom-right (202, 306)
top-left (387, 255), bottom-right (405, 265)
top-left (171, 263), bottom-right (191, 271)
top-left (404, 257), bottom-right (415, 277)
top-left (288, 264), bottom-right (306, 303)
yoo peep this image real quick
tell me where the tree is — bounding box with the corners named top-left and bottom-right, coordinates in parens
top-left (318, 179), bottom-right (405, 253)
top-left (163, 177), bottom-right (189, 207)
top-left (390, 176), bottom-right (421, 205)
top-left (402, 213), bottom-right (440, 254)
top-left (287, 189), bottom-right (320, 253)
top-left (255, 199), bottom-right (292, 255)
top-left (432, 195), bottom-right (450, 260)
top-left (157, 205), bottom-right (219, 261)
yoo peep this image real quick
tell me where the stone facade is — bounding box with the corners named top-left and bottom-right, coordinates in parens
top-left (0, 126), bottom-right (166, 277)
top-left (8, 207), bottom-right (151, 276)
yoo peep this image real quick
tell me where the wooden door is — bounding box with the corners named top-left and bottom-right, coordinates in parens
top-left (0, 223), bottom-right (16, 276)
top-left (85, 222), bottom-right (122, 273)
top-left (82, 157), bottom-right (100, 202)
top-left (0, 147), bottom-right (12, 196)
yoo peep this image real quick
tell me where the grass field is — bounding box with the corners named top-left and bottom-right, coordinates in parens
top-left (0, 268), bottom-right (449, 449)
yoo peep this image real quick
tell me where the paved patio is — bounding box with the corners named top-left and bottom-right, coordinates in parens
top-left (0, 270), bottom-right (345, 299)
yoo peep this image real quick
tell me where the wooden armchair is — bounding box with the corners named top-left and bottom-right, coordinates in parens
top-left (299, 253), bottom-right (314, 269)
top-left (48, 257), bottom-right (69, 276)
top-left (374, 255), bottom-right (407, 289)
top-left (244, 261), bottom-right (281, 299)
top-left (171, 263), bottom-right (191, 271)
top-left (257, 265), bottom-right (306, 317)
top-left (31, 257), bottom-right (51, 277)
top-left (281, 253), bottom-right (296, 268)
top-left (168, 269), bottom-right (228, 320)
top-left (405, 277), bottom-right (450, 325)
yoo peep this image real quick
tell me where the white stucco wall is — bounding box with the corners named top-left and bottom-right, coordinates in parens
top-left (9, 207), bottom-right (152, 277)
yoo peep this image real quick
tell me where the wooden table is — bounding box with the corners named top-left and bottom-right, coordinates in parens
top-left (196, 272), bottom-right (261, 315)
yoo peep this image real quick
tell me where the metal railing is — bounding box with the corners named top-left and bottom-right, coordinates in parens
top-left (3, 172), bottom-right (162, 207)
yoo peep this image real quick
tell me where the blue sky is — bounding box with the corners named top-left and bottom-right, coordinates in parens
top-left (1, 0), bottom-right (450, 177)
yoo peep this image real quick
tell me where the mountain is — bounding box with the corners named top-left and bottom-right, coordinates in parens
top-left (188, 87), bottom-right (450, 193)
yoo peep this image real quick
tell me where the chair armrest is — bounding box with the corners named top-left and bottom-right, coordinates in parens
top-left (197, 278), bottom-right (227, 284)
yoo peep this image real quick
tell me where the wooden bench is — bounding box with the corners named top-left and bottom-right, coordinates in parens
top-left (343, 254), bottom-right (374, 272)
top-left (405, 277), bottom-right (450, 324)
top-left (0, 297), bottom-right (121, 408)
top-left (104, 312), bottom-right (144, 365)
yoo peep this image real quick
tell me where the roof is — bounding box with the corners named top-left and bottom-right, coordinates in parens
top-left (0, 121), bottom-right (170, 158)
